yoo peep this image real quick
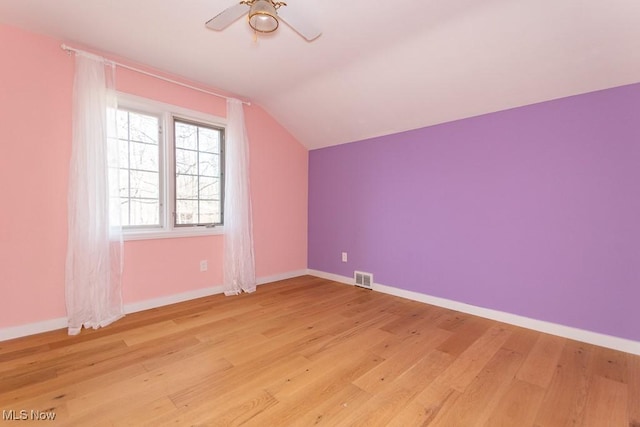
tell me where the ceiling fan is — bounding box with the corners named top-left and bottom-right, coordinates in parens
top-left (205, 0), bottom-right (321, 41)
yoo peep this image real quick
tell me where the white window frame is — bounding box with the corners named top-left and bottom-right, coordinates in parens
top-left (116, 93), bottom-right (226, 241)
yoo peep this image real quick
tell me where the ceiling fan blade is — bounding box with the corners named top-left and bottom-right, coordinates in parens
top-left (205, 3), bottom-right (250, 31)
top-left (277, 5), bottom-right (322, 41)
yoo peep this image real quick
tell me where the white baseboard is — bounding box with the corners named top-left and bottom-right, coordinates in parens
top-left (307, 269), bottom-right (640, 356)
top-left (307, 269), bottom-right (356, 286)
top-left (122, 285), bottom-right (227, 315)
top-left (0, 270), bottom-right (308, 342)
top-left (0, 317), bottom-right (69, 343)
top-left (256, 269), bottom-right (308, 285)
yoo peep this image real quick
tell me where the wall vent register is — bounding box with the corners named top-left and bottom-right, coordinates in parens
top-left (354, 271), bottom-right (373, 289)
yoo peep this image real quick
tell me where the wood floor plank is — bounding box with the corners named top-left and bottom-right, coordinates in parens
top-left (337, 386), bottom-right (417, 427)
top-left (343, 349), bottom-right (453, 426)
top-left (378, 302), bottom-right (443, 335)
top-left (152, 355), bottom-right (313, 427)
top-left (380, 349), bottom-right (455, 426)
top-left (0, 335), bottom-right (126, 375)
top-left (534, 340), bottom-right (592, 426)
top-left (0, 360), bottom-right (147, 407)
top-left (0, 335), bottom-right (200, 408)
top-left (435, 314), bottom-right (493, 357)
top-left (0, 275), bottom-right (638, 426)
top-left (389, 349), bottom-right (454, 395)
top-left (289, 383), bottom-right (372, 426)
top-left (515, 333), bottom-right (565, 388)
top-left (484, 379), bottom-right (546, 427)
top-left (581, 375), bottom-right (628, 427)
top-left (352, 328), bottom-right (450, 394)
top-left (203, 389), bottom-right (279, 427)
top-left (265, 348), bottom-right (380, 401)
top-left (247, 351), bottom-right (383, 426)
top-left (501, 326), bottom-right (540, 355)
top-left (0, 366), bottom-right (57, 395)
top-left (588, 345), bottom-right (628, 383)
top-left (387, 400), bottom-right (440, 427)
top-left (422, 324), bottom-right (512, 394)
top-left (167, 354), bottom-right (311, 414)
top-left (427, 348), bottom-right (524, 426)
top-left (65, 354), bottom-right (233, 417)
top-left (73, 396), bottom-right (177, 427)
top-left (298, 313), bottom-right (398, 361)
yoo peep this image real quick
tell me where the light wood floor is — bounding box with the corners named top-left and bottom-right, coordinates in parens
top-left (1, 276), bottom-right (638, 426)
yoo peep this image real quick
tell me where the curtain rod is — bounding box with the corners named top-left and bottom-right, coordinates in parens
top-left (61, 44), bottom-right (251, 106)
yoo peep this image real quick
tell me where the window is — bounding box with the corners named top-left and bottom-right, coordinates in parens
top-left (113, 109), bottom-right (162, 227)
top-left (174, 119), bottom-right (224, 226)
top-left (108, 95), bottom-right (225, 239)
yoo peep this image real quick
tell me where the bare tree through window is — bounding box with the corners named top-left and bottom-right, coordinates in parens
top-left (109, 109), bottom-right (160, 227)
top-left (107, 101), bottom-right (225, 233)
top-left (174, 119), bottom-right (223, 226)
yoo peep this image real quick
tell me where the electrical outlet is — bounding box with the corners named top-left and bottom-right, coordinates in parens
top-left (200, 260), bottom-right (208, 272)
top-left (341, 252), bottom-right (348, 263)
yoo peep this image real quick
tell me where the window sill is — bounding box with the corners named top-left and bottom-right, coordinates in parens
top-left (123, 226), bottom-right (224, 241)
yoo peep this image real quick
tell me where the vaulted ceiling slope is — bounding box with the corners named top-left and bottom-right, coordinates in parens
top-left (1, 0), bottom-right (639, 149)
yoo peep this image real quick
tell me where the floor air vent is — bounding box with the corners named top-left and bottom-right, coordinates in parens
top-left (354, 271), bottom-right (373, 289)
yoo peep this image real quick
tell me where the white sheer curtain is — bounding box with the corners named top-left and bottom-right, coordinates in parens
top-left (65, 52), bottom-right (124, 335)
top-left (223, 99), bottom-right (256, 295)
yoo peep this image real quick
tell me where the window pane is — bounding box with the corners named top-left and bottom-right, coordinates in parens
top-left (130, 170), bottom-right (159, 199)
top-left (199, 177), bottom-right (219, 200)
top-left (176, 200), bottom-right (198, 225)
top-left (175, 122), bottom-right (197, 150)
top-left (109, 109), bottom-right (162, 228)
top-left (174, 118), bottom-right (224, 226)
top-left (117, 110), bottom-right (129, 139)
top-left (107, 137), bottom-right (119, 167)
top-left (175, 148), bottom-right (197, 175)
top-left (176, 175), bottom-right (198, 200)
top-left (199, 201), bottom-right (220, 224)
top-left (119, 199), bottom-right (130, 226)
top-left (108, 167), bottom-right (120, 197)
top-left (199, 127), bottom-right (220, 153)
top-left (117, 139), bottom-right (129, 169)
top-left (117, 169), bottom-right (130, 198)
top-left (130, 199), bottom-right (160, 225)
top-left (131, 142), bottom-right (158, 172)
top-left (199, 213), bottom-right (220, 224)
top-left (199, 152), bottom-right (219, 177)
top-left (129, 113), bottom-right (159, 144)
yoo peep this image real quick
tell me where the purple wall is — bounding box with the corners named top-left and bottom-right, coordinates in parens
top-left (309, 83), bottom-right (640, 341)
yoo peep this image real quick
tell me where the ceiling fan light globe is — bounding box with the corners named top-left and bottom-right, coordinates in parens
top-left (249, 13), bottom-right (279, 32)
top-left (248, 0), bottom-right (279, 33)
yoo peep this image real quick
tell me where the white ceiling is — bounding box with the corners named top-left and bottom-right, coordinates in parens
top-left (1, 0), bottom-right (639, 149)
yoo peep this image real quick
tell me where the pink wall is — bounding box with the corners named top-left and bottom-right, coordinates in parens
top-left (0, 24), bottom-right (308, 329)
top-left (248, 106), bottom-right (309, 276)
top-left (0, 26), bottom-right (73, 326)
